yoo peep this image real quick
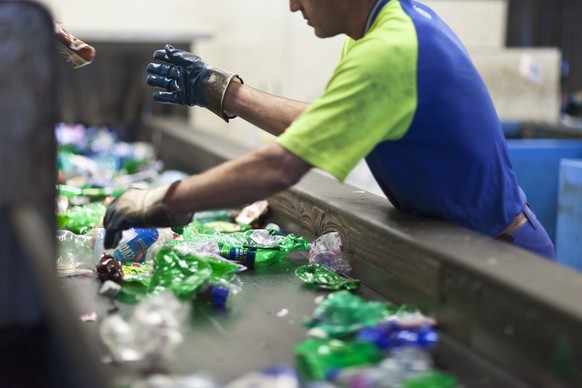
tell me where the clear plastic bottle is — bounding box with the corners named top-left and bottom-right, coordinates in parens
top-left (144, 227), bottom-right (177, 263)
top-left (380, 346), bottom-right (435, 381)
top-left (99, 312), bottom-right (142, 362)
top-left (56, 229), bottom-right (103, 269)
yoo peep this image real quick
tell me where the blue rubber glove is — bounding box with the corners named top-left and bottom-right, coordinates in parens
top-left (146, 44), bottom-right (243, 121)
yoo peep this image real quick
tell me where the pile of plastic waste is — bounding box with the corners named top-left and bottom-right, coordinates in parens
top-left (55, 123), bottom-right (457, 387)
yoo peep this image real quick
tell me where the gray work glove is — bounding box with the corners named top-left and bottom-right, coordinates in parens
top-left (146, 44), bottom-right (243, 122)
top-left (103, 181), bottom-right (193, 249)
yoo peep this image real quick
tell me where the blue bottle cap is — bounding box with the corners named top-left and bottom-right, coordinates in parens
top-left (356, 327), bottom-right (391, 350)
top-left (393, 326), bottom-right (438, 349)
top-left (355, 321), bottom-right (398, 350)
top-left (211, 285), bottom-right (229, 306)
top-left (325, 367), bottom-right (342, 381)
top-left (418, 327), bottom-right (439, 348)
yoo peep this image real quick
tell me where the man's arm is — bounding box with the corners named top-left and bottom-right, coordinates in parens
top-left (165, 142), bottom-right (311, 214)
top-left (147, 45), bottom-right (309, 136)
top-left (104, 46), bottom-right (315, 249)
top-left (224, 81), bottom-right (309, 137)
top-left (102, 142), bottom-right (312, 248)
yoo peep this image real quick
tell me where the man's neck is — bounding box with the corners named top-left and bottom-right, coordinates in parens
top-left (348, 0), bottom-right (386, 40)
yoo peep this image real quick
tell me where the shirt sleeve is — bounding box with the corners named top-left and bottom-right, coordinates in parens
top-left (277, 24), bottom-right (418, 182)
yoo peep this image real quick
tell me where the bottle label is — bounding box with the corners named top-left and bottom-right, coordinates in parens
top-left (219, 245), bottom-right (256, 268)
top-left (113, 228), bottom-right (159, 263)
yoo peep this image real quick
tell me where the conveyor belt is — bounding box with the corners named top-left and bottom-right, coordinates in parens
top-left (140, 116), bottom-right (582, 388)
top-left (64, 253), bottom-right (385, 385)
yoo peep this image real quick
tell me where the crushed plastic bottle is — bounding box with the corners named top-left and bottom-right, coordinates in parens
top-left (381, 346), bottom-right (434, 380)
top-left (122, 246), bottom-right (242, 304)
top-left (112, 228), bottom-right (159, 264)
top-left (326, 365), bottom-right (392, 387)
top-left (99, 293), bottom-right (188, 368)
top-left (177, 225), bottom-right (310, 269)
top-left (56, 228), bottom-right (104, 270)
top-left (130, 292), bottom-right (189, 368)
top-left (295, 338), bottom-right (383, 382)
top-left (99, 312), bottom-right (142, 362)
top-left (143, 227), bottom-right (179, 263)
top-left (58, 201), bottom-right (107, 234)
top-left (327, 343), bottom-right (458, 387)
top-left (304, 291), bottom-right (404, 338)
top-left (309, 232), bottom-right (351, 274)
top-left (295, 264), bottom-right (360, 291)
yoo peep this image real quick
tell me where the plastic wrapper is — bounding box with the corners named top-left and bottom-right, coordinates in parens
top-left (234, 200), bottom-right (269, 228)
top-left (309, 232), bottom-right (351, 274)
top-left (55, 22), bottom-right (95, 69)
top-left (295, 264), bottom-right (359, 291)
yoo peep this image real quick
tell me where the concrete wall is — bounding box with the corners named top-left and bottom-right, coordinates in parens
top-left (470, 47), bottom-right (562, 124)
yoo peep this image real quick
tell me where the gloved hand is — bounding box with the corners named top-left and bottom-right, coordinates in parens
top-left (146, 44), bottom-right (243, 121)
top-left (103, 181), bottom-right (193, 249)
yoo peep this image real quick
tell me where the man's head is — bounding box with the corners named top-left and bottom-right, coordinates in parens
top-left (290, 0), bottom-right (376, 40)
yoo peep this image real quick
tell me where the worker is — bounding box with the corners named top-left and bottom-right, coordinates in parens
top-left (103, 0), bottom-right (556, 260)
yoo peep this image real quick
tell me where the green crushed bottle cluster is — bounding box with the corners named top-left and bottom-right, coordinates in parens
top-left (55, 123), bottom-right (458, 387)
